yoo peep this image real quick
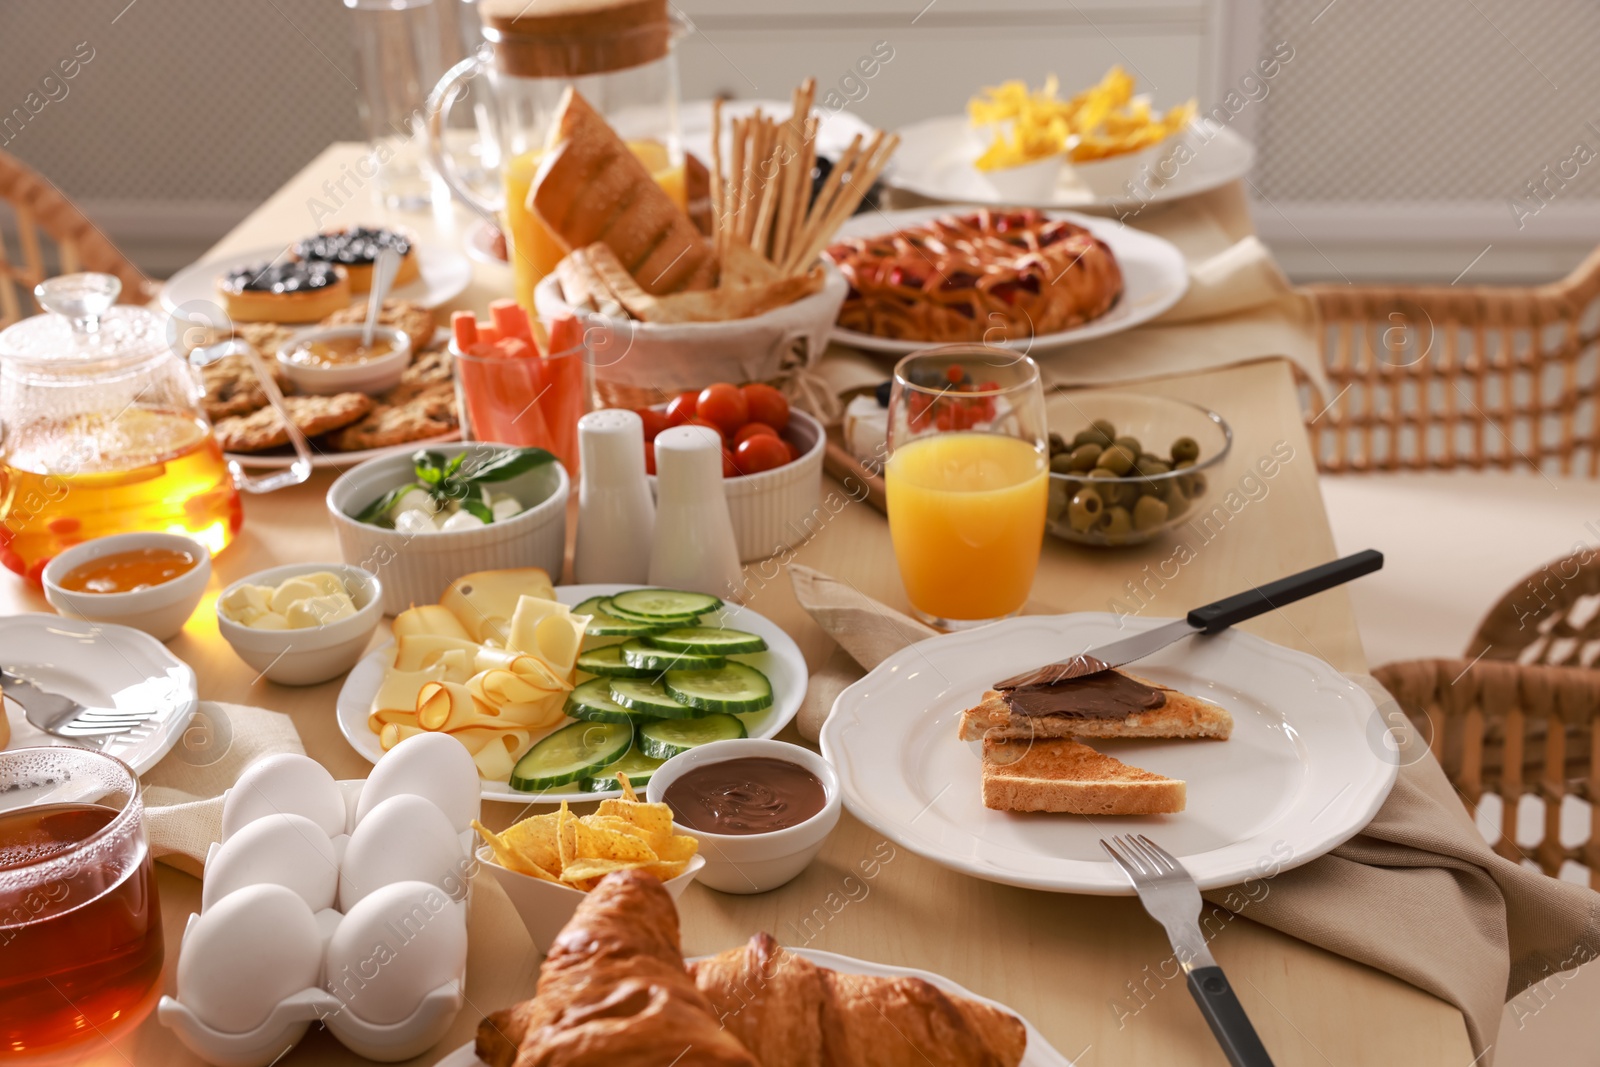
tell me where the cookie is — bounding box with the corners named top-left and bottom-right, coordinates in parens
top-left (321, 299), bottom-right (435, 353)
top-left (235, 322), bottom-right (298, 356)
top-left (202, 353), bottom-right (294, 422)
top-left (328, 383), bottom-right (457, 452)
top-left (215, 392), bottom-right (374, 453)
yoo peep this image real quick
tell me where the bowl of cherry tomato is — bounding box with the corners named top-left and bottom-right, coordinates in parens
top-left (632, 382), bottom-right (826, 562)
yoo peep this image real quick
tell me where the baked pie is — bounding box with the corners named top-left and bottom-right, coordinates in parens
top-left (217, 260), bottom-right (350, 323)
top-left (826, 209), bottom-right (1122, 344)
top-left (292, 226), bottom-right (420, 293)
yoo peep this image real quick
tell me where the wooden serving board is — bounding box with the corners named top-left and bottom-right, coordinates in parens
top-left (823, 425), bottom-right (887, 513)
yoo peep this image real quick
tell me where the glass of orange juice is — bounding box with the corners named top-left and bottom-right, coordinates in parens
top-left (885, 345), bottom-right (1049, 628)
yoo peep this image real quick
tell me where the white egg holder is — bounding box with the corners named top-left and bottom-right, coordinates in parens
top-left (157, 739), bottom-right (482, 1067)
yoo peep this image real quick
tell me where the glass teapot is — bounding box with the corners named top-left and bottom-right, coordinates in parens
top-left (0, 274), bottom-right (311, 584)
top-left (426, 0), bottom-right (688, 309)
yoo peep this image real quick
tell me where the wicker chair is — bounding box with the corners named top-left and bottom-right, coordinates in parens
top-left (1304, 248), bottom-right (1600, 476)
top-left (1374, 550), bottom-right (1600, 887)
top-left (0, 148), bottom-right (153, 327)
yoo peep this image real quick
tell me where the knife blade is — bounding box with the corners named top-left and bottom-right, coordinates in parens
top-left (994, 549), bottom-right (1383, 690)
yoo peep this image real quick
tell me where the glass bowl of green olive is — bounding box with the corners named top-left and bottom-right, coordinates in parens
top-left (1043, 392), bottom-right (1232, 547)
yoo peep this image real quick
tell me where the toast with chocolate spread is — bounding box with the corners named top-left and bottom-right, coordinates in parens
top-left (957, 669), bottom-right (1233, 742)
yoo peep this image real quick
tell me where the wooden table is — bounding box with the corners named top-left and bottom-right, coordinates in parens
top-left (8, 145), bottom-right (1473, 1066)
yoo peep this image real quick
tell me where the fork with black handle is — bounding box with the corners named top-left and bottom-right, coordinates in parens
top-left (1102, 834), bottom-right (1275, 1067)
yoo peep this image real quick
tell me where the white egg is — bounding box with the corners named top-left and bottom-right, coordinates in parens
top-left (314, 907), bottom-right (343, 950)
top-left (355, 732), bottom-right (480, 833)
top-left (441, 510), bottom-right (485, 531)
top-left (340, 794), bottom-right (466, 909)
top-left (202, 812), bottom-right (337, 912)
top-left (324, 881), bottom-right (467, 1025)
top-left (394, 509), bottom-right (437, 534)
top-left (178, 883), bottom-right (322, 1034)
top-left (222, 754), bottom-right (346, 840)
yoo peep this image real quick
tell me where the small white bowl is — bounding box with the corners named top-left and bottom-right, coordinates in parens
top-left (646, 407), bottom-right (826, 562)
top-left (215, 563), bottom-right (382, 686)
top-left (275, 324), bottom-right (411, 396)
top-left (326, 443), bottom-right (569, 615)
top-left (477, 847), bottom-right (704, 954)
top-left (42, 532), bottom-right (212, 642)
top-left (978, 153), bottom-right (1065, 202)
top-left (1068, 125), bottom-right (1194, 199)
top-left (646, 738), bottom-right (841, 895)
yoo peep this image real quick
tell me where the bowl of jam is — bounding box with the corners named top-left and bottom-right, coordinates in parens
top-left (275, 324), bottom-right (411, 396)
top-left (646, 738), bottom-right (840, 894)
top-left (42, 532), bottom-right (211, 641)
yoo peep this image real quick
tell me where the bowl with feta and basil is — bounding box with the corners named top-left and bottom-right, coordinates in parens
top-left (327, 444), bottom-right (568, 614)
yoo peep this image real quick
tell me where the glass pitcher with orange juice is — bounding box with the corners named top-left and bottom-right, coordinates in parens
top-left (425, 0), bottom-right (688, 310)
top-left (0, 274), bottom-right (311, 584)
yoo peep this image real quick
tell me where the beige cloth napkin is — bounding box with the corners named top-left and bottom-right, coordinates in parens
top-left (789, 565), bottom-right (1600, 1061)
top-left (823, 181), bottom-right (1328, 400)
top-left (141, 701), bottom-right (305, 877)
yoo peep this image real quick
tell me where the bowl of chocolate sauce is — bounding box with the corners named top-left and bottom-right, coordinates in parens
top-left (648, 739), bottom-right (841, 895)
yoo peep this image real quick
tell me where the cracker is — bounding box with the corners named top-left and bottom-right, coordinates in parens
top-left (215, 392), bottom-right (374, 453)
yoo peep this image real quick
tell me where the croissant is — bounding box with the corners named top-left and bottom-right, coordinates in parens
top-left (688, 932), bottom-right (1028, 1067)
top-left (475, 871), bottom-right (758, 1067)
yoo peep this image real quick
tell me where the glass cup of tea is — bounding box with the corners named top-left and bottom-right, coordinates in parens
top-left (885, 345), bottom-right (1050, 629)
top-left (0, 747), bottom-right (164, 1057)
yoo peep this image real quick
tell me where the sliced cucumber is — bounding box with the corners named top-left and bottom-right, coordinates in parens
top-left (566, 678), bottom-right (665, 724)
top-left (608, 589), bottom-right (723, 620)
top-left (665, 663), bottom-right (774, 713)
top-left (572, 596), bottom-right (667, 637)
top-left (575, 644), bottom-right (654, 678)
top-left (648, 626), bottom-right (768, 655)
top-left (580, 748), bottom-right (665, 793)
top-left (607, 677), bottom-right (701, 719)
top-left (509, 720), bottom-right (632, 791)
top-left (601, 597), bottom-right (704, 627)
top-left (619, 637), bottom-right (725, 673)
top-left (637, 714), bottom-right (748, 760)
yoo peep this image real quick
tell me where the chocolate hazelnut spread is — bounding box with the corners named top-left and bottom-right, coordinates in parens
top-left (1001, 670), bottom-right (1169, 719)
top-left (662, 756), bottom-right (826, 835)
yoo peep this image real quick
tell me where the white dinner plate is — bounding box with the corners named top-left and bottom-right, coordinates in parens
top-left (885, 115), bottom-right (1256, 211)
top-left (820, 613), bottom-right (1397, 896)
top-left (826, 206), bottom-right (1188, 355)
top-left (161, 241), bottom-right (473, 324)
top-left (433, 946), bottom-right (1073, 1066)
top-left (0, 614), bottom-right (199, 776)
top-left (336, 584), bottom-right (809, 805)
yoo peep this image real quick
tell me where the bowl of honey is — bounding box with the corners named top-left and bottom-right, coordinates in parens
top-left (42, 532), bottom-right (211, 641)
top-left (275, 324), bottom-right (411, 396)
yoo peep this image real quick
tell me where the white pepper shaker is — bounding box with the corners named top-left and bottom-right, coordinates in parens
top-left (648, 424), bottom-right (742, 599)
top-left (573, 409), bottom-right (655, 584)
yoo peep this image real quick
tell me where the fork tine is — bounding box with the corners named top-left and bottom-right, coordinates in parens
top-left (1133, 834), bottom-right (1179, 873)
top-left (1107, 835), bottom-right (1152, 878)
top-left (1099, 837), bottom-right (1141, 882)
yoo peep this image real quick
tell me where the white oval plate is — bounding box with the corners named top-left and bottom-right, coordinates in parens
top-left (886, 116), bottom-right (1255, 211)
top-left (161, 241), bottom-right (473, 322)
top-left (0, 614), bottom-right (198, 776)
top-left (826, 207), bottom-right (1188, 355)
top-left (820, 613), bottom-right (1397, 895)
top-left (433, 946), bottom-right (1073, 1067)
top-left (336, 584), bottom-right (808, 805)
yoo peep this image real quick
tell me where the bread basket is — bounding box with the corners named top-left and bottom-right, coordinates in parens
top-left (534, 261), bottom-right (848, 410)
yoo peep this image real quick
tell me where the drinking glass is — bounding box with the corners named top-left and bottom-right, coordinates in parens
top-left (0, 747), bottom-right (163, 1057)
top-left (885, 345), bottom-right (1049, 628)
top-left (344, 0), bottom-right (451, 211)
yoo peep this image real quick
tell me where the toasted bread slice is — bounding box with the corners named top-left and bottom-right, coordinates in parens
top-left (958, 670), bottom-right (1232, 742)
top-left (981, 738), bottom-right (1185, 814)
top-left (531, 89), bottom-right (716, 296)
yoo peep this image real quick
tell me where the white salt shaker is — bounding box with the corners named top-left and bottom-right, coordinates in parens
top-left (574, 409), bottom-right (656, 584)
top-left (648, 425), bottom-right (742, 599)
